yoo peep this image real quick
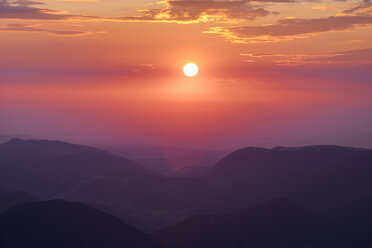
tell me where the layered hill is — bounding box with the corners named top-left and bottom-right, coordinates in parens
top-left (0, 190), bottom-right (39, 212)
top-left (204, 145), bottom-right (372, 213)
top-left (0, 200), bottom-right (167, 248)
top-left (0, 139), bottom-right (152, 198)
top-left (154, 198), bottom-right (351, 248)
top-left (0, 139), bottom-right (218, 231)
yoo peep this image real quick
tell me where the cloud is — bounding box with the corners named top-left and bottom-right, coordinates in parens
top-left (240, 48), bottom-right (372, 65)
top-left (0, 0), bottom-right (272, 23)
top-left (312, 4), bottom-right (342, 11)
top-left (205, 15), bottom-right (372, 43)
top-left (117, 0), bottom-right (272, 23)
top-left (343, 0), bottom-right (372, 15)
top-left (0, 0), bottom-right (91, 20)
top-left (306, 48), bottom-right (372, 64)
top-left (0, 23), bottom-right (96, 35)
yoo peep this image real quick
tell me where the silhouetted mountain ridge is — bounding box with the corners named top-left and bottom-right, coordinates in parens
top-left (2, 139), bottom-right (372, 233)
top-left (0, 138), bottom-right (100, 160)
top-left (207, 145), bottom-right (372, 183)
top-left (0, 190), bottom-right (39, 212)
top-left (0, 139), bottom-right (219, 231)
top-left (0, 135), bottom-right (32, 145)
top-left (0, 139), bottom-right (152, 197)
top-left (154, 198), bottom-right (349, 248)
top-left (204, 145), bottom-right (372, 213)
top-left (0, 200), bottom-right (167, 248)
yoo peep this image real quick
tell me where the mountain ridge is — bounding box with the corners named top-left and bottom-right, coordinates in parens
top-left (0, 200), bottom-right (167, 248)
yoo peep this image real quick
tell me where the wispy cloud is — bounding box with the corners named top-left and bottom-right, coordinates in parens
top-left (116, 0), bottom-right (273, 24)
top-left (0, 23), bottom-right (97, 35)
top-left (0, 0), bottom-right (273, 24)
top-left (0, 0), bottom-right (93, 20)
top-left (343, 0), bottom-right (372, 14)
top-left (205, 15), bottom-right (372, 43)
top-left (240, 48), bottom-right (372, 65)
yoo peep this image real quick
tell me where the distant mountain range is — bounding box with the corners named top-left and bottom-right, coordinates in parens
top-left (0, 139), bottom-right (218, 231)
top-left (1, 138), bottom-right (372, 235)
top-left (101, 144), bottom-right (228, 176)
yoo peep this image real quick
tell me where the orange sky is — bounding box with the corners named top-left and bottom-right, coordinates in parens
top-left (0, 0), bottom-right (371, 149)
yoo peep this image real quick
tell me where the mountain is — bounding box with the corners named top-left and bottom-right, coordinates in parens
top-left (173, 166), bottom-right (209, 177)
top-left (0, 135), bottom-right (31, 144)
top-left (101, 144), bottom-right (228, 175)
top-left (0, 138), bottom-right (98, 160)
top-left (0, 139), bottom-right (151, 198)
top-left (204, 145), bottom-right (372, 213)
top-left (0, 200), bottom-right (167, 248)
top-left (206, 145), bottom-right (371, 184)
top-left (60, 174), bottom-right (218, 231)
top-left (0, 190), bottom-right (39, 212)
top-left (153, 198), bottom-right (350, 248)
top-left (4, 139), bottom-right (372, 233)
top-left (0, 139), bottom-right (218, 231)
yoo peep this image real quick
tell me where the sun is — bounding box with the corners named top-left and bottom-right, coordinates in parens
top-left (183, 63), bottom-right (198, 77)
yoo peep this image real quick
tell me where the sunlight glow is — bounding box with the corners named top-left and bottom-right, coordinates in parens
top-left (183, 63), bottom-right (199, 77)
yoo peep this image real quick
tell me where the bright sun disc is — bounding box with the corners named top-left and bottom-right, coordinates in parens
top-left (183, 63), bottom-right (198, 77)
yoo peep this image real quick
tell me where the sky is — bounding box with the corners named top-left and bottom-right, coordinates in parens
top-left (0, 0), bottom-right (371, 150)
